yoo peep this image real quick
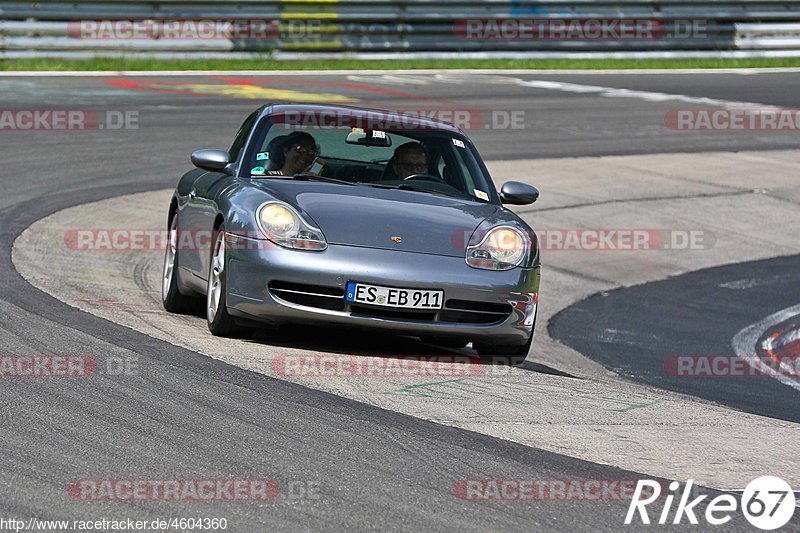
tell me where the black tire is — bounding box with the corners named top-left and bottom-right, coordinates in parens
top-left (206, 224), bottom-right (249, 338)
top-left (476, 303), bottom-right (537, 366)
top-left (474, 333), bottom-right (533, 366)
top-left (420, 336), bottom-right (469, 349)
top-left (162, 213), bottom-right (204, 315)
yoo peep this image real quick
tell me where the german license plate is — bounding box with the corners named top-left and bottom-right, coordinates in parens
top-left (345, 282), bottom-right (443, 310)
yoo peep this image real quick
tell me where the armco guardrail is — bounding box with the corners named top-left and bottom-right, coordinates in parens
top-left (1, 1), bottom-right (800, 59)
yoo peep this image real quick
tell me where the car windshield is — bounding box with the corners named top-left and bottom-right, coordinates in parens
top-left (241, 113), bottom-right (496, 203)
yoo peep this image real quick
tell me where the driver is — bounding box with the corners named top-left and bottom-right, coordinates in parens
top-left (266, 131), bottom-right (319, 176)
top-left (391, 142), bottom-right (427, 179)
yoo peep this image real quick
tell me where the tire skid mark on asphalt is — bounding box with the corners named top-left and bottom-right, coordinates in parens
top-left (390, 378), bottom-right (658, 412)
top-left (597, 329), bottom-right (661, 347)
top-left (719, 273), bottom-right (800, 290)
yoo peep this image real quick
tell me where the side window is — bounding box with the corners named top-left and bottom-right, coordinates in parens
top-left (228, 112), bottom-right (258, 163)
top-left (453, 149), bottom-right (478, 192)
top-left (436, 155), bottom-right (446, 177)
top-left (432, 140), bottom-right (467, 193)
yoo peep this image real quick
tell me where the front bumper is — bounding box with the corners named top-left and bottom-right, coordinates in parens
top-left (224, 234), bottom-right (540, 345)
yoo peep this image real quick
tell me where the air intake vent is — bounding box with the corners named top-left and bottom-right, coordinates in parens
top-left (439, 299), bottom-right (513, 324)
top-left (268, 281), bottom-right (345, 311)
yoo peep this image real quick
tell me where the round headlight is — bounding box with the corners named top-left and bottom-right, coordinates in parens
top-left (256, 201), bottom-right (327, 251)
top-left (489, 229), bottom-right (524, 262)
top-left (466, 226), bottom-right (529, 270)
top-left (259, 204), bottom-right (298, 237)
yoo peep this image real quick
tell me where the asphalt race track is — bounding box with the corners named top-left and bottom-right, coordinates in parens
top-left (1, 70), bottom-right (799, 531)
top-left (551, 254), bottom-right (800, 423)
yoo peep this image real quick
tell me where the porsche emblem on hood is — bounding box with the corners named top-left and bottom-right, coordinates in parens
top-left (391, 236), bottom-right (403, 244)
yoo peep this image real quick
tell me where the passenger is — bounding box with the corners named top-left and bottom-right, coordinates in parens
top-left (391, 142), bottom-right (428, 179)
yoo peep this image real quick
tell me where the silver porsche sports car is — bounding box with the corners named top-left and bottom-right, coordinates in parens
top-left (162, 104), bottom-right (541, 361)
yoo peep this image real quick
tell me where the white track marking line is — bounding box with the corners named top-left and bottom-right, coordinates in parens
top-left (773, 328), bottom-right (800, 350)
top-left (346, 74), bottom-right (430, 85)
top-left (432, 74), bottom-right (467, 84)
top-left (379, 74), bottom-right (431, 85)
top-left (732, 303), bottom-right (800, 392)
top-left (496, 75), bottom-right (783, 110)
top-left (396, 71), bottom-right (784, 110)
top-left (762, 326), bottom-right (800, 375)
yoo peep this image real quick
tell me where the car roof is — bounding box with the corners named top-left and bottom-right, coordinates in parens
top-left (258, 103), bottom-right (466, 135)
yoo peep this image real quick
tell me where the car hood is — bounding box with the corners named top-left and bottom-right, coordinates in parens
top-left (253, 180), bottom-right (498, 256)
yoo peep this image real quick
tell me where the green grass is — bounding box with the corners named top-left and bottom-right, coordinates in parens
top-left (2, 57), bottom-right (800, 71)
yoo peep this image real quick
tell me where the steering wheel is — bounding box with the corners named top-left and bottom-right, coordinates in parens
top-left (403, 173), bottom-right (444, 183)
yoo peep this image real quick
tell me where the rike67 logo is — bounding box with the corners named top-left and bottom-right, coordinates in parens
top-left (626, 477), bottom-right (796, 530)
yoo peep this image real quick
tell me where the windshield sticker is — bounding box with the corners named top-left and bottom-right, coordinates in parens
top-left (452, 138), bottom-right (465, 148)
top-left (474, 189), bottom-right (489, 201)
top-left (372, 130), bottom-right (386, 139)
top-left (256, 152), bottom-right (269, 161)
top-left (250, 166), bottom-right (266, 176)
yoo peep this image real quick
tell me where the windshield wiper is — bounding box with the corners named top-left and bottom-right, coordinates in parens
top-left (364, 182), bottom-right (463, 198)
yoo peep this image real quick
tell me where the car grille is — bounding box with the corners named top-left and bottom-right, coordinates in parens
top-left (268, 281), bottom-right (513, 325)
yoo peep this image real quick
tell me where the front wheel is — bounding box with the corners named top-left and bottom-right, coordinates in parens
top-left (420, 335), bottom-right (469, 349)
top-left (474, 333), bottom-right (533, 366)
top-left (162, 213), bottom-right (203, 314)
top-left (206, 225), bottom-right (248, 338)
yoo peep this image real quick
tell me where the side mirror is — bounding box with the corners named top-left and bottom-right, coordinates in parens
top-left (499, 181), bottom-right (539, 205)
top-left (191, 149), bottom-right (230, 172)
